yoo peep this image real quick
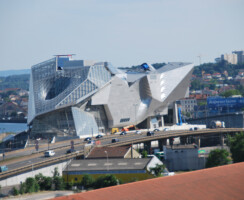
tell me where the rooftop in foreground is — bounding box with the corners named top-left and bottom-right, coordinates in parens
top-left (52, 162), bottom-right (244, 200)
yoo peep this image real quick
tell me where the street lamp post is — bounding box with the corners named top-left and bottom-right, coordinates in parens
top-left (104, 151), bottom-right (109, 171)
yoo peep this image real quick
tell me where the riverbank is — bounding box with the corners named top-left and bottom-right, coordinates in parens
top-left (0, 119), bottom-right (27, 123)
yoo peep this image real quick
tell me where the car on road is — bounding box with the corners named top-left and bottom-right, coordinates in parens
top-left (111, 138), bottom-right (120, 143)
top-left (0, 165), bottom-right (8, 172)
top-left (163, 128), bottom-right (169, 131)
top-left (44, 150), bottom-right (55, 157)
top-left (135, 130), bottom-right (142, 134)
top-left (194, 127), bottom-right (199, 131)
top-left (66, 149), bottom-right (77, 154)
top-left (154, 129), bottom-right (160, 132)
top-left (147, 131), bottom-right (154, 136)
top-left (96, 134), bottom-right (103, 139)
top-left (120, 131), bottom-right (127, 135)
top-left (84, 137), bottom-right (92, 141)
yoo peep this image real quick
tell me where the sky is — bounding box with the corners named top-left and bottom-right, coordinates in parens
top-left (0, 0), bottom-right (244, 70)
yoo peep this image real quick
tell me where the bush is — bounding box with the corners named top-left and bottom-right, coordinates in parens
top-left (19, 182), bottom-right (25, 194)
top-left (12, 187), bottom-right (19, 196)
top-left (25, 177), bottom-right (39, 193)
top-left (81, 174), bottom-right (94, 189)
top-left (228, 132), bottom-right (244, 163)
top-left (150, 164), bottom-right (165, 177)
top-left (94, 174), bottom-right (118, 189)
top-left (53, 176), bottom-right (65, 190)
top-left (206, 149), bottom-right (230, 168)
top-left (43, 176), bottom-right (52, 190)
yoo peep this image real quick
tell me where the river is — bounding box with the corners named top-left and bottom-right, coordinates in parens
top-left (0, 123), bottom-right (28, 133)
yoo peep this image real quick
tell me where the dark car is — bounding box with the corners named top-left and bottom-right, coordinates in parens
top-left (120, 131), bottom-right (127, 135)
top-left (147, 131), bottom-right (154, 136)
top-left (154, 129), bottom-right (160, 132)
top-left (96, 134), bottom-right (103, 139)
top-left (111, 138), bottom-right (119, 143)
top-left (84, 137), bottom-right (92, 141)
top-left (194, 127), bottom-right (199, 131)
top-left (66, 149), bottom-right (76, 154)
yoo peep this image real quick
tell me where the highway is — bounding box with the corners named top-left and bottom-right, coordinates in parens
top-left (0, 128), bottom-right (243, 179)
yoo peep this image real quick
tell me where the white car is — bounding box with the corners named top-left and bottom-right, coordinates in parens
top-left (44, 150), bottom-right (55, 157)
top-left (135, 130), bottom-right (142, 134)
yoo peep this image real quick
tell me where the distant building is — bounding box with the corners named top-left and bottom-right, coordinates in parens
top-left (212, 72), bottom-right (221, 78)
top-left (220, 53), bottom-right (238, 64)
top-left (86, 146), bottom-right (141, 159)
top-left (232, 50), bottom-right (244, 64)
top-left (203, 74), bottom-right (212, 79)
top-left (163, 145), bottom-right (204, 171)
top-left (177, 98), bottom-right (197, 113)
top-left (63, 157), bottom-right (163, 183)
top-left (28, 56), bottom-right (194, 138)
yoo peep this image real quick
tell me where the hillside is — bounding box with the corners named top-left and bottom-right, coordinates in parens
top-left (0, 69), bottom-right (30, 77)
top-left (0, 74), bottom-right (30, 91)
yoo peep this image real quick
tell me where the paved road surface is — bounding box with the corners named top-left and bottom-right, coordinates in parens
top-left (3, 191), bottom-right (74, 200)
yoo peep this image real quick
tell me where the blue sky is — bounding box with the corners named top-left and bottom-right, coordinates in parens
top-left (0, 0), bottom-right (243, 70)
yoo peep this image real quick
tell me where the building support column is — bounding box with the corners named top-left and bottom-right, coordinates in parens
top-left (173, 102), bottom-right (178, 125)
top-left (220, 133), bottom-right (225, 147)
top-left (180, 136), bottom-right (188, 144)
top-left (144, 141), bottom-right (151, 154)
top-left (196, 136), bottom-right (201, 148)
top-left (158, 139), bottom-right (167, 151)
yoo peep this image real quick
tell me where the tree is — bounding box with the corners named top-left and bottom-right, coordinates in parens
top-left (141, 150), bottom-right (148, 158)
top-left (81, 174), bottom-right (94, 189)
top-left (221, 89), bottom-right (241, 98)
top-left (52, 167), bottom-right (64, 190)
top-left (35, 173), bottom-right (52, 191)
top-left (206, 149), bottom-right (230, 168)
top-left (228, 133), bottom-right (244, 163)
top-left (150, 164), bottom-right (165, 177)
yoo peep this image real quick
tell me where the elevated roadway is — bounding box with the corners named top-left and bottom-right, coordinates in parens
top-left (0, 128), bottom-right (243, 180)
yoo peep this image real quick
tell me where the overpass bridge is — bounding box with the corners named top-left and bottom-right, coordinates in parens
top-left (0, 128), bottom-right (243, 185)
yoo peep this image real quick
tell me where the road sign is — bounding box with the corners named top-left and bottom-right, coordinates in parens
top-left (198, 150), bottom-right (206, 154)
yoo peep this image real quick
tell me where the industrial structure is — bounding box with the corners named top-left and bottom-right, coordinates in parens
top-left (28, 55), bottom-right (194, 138)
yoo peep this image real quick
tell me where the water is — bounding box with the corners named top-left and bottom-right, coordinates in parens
top-left (0, 123), bottom-right (28, 133)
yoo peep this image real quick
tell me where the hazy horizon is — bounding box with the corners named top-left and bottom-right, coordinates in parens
top-left (0, 0), bottom-right (244, 70)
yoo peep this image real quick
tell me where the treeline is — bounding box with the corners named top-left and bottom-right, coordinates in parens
top-left (0, 74), bottom-right (29, 91)
top-left (11, 168), bottom-right (121, 196)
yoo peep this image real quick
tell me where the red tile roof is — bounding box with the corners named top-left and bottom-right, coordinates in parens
top-left (52, 162), bottom-right (244, 200)
top-left (87, 146), bottom-right (131, 159)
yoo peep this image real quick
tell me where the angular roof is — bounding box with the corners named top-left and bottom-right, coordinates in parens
top-left (63, 158), bottom-right (151, 172)
top-left (53, 162), bottom-right (244, 200)
top-left (87, 146), bottom-right (131, 159)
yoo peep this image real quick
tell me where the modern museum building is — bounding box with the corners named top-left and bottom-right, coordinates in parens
top-left (27, 56), bottom-right (194, 138)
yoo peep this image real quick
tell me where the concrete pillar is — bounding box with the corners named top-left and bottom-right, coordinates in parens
top-left (196, 137), bottom-right (201, 148)
top-left (220, 134), bottom-right (225, 147)
top-left (180, 136), bottom-right (188, 144)
top-left (173, 102), bottom-right (178, 124)
top-left (144, 141), bottom-right (151, 154)
top-left (158, 139), bottom-right (167, 151)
